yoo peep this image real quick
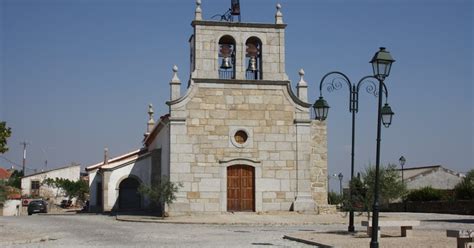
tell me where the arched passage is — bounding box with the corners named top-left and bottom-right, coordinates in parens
top-left (227, 165), bottom-right (255, 212)
top-left (118, 177), bottom-right (141, 210)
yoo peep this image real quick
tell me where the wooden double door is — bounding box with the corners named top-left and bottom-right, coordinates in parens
top-left (227, 165), bottom-right (255, 212)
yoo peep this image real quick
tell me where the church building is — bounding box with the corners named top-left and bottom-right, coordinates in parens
top-left (86, 1), bottom-right (328, 215)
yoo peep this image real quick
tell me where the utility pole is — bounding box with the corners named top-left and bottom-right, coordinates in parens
top-left (20, 141), bottom-right (30, 175)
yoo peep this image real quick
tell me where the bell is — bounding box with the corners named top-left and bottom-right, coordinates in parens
top-left (247, 56), bottom-right (257, 72)
top-left (220, 56), bottom-right (232, 69)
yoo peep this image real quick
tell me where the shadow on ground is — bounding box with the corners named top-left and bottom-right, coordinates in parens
top-left (422, 219), bottom-right (474, 224)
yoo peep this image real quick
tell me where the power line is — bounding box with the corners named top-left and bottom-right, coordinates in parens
top-left (0, 155), bottom-right (35, 171)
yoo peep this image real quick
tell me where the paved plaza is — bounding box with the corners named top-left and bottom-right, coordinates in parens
top-left (0, 212), bottom-right (473, 247)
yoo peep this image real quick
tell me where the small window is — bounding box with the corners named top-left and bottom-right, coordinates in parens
top-left (31, 180), bottom-right (40, 190)
top-left (31, 180), bottom-right (40, 197)
top-left (234, 130), bottom-right (248, 144)
top-left (218, 35), bottom-right (236, 79)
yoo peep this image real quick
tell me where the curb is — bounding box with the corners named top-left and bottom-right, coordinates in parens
top-left (283, 235), bottom-right (333, 248)
top-left (0, 236), bottom-right (55, 246)
top-left (115, 216), bottom-right (325, 226)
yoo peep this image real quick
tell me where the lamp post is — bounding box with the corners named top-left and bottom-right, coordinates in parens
top-left (338, 173), bottom-right (344, 195)
top-left (399, 156), bottom-right (406, 211)
top-left (313, 48), bottom-right (393, 234)
top-left (369, 47), bottom-right (395, 248)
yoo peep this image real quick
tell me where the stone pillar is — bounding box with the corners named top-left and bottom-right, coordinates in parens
top-left (293, 119), bottom-right (316, 212)
top-left (170, 65), bottom-right (181, 101)
top-left (310, 120), bottom-right (329, 206)
top-left (296, 69), bottom-right (308, 102)
top-left (102, 170), bottom-right (112, 212)
top-left (275, 3), bottom-right (283, 24)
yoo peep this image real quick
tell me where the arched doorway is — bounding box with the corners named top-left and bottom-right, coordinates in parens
top-left (118, 177), bottom-right (141, 210)
top-left (227, 165), bottom-right (255, 211)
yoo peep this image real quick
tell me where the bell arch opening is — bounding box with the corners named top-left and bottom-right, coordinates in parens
top-left (245, 37), bottom-right (262, 80)
top-left (218, 35), bottom-right (236, 79)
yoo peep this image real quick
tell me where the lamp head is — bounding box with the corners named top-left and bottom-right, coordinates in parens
top-left (370, 47), bottom-right (395, 80)
top-left (313, 96), bottom-right (330, 121)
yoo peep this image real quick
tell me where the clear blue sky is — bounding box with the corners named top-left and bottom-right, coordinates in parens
top-left (1, 0), bottom-right (472, 188)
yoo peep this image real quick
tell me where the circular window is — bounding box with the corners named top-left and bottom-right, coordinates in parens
top-left (234, 130), bottom-right (248, 144)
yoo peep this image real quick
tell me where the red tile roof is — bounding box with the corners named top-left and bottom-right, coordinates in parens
top-left (0, 167), bottom-right (12, 180)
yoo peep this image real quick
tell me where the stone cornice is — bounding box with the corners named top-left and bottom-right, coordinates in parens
top-left (193, 78), bottom-right (290, 86)
top-left (192, 20), bottom-right (287, 29)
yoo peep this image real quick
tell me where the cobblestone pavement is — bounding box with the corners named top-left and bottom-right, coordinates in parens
top-left (0, 212), bottom-right (472, 247)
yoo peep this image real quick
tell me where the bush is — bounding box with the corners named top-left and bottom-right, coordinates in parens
top-left (328, 191), bottom-right (343, 205)
top-left (454, 170), bottom-right (474, 200)
top-left (138, 176), bottom-right (182, 217)
top-left (407, 187), bottom-right (443, 201)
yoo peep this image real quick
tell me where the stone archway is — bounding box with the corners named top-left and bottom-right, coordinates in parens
top-left (118, 177), bottom-right (141, 210)
top-left (227, 165), bottom-right (255, 212)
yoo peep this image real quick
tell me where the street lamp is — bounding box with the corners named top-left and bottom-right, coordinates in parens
top-left (369, 47), bottom-right (395, 248)
top-left (313, 48), bottom-right (394, 234)
top-left (399, 156), bottom-right (406, 211)
top-left (338, 173), bottom-right (343, 195)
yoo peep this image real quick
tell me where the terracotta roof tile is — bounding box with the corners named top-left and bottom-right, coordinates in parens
top-left (0, 167), bottom-right (12, 180)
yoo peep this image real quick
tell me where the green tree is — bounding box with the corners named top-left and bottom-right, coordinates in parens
top-left (328, 191), bottom-right (343, 205)
top-left (138, 176), bottom-right (182, 217)
top-left (6, 170), bottom-right (23, 189)
top-left (0, 122), bottom-right (12, 154)
top-left (42, 177), bottom-right (89, 201)
top-left (454, 169), bottom-right (474, 200)
top-left (0, 180), bottom-right (7, 203)
top-left (347, 164), bottom-right (406, 219)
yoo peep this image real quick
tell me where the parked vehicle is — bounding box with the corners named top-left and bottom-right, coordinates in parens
top-left (60, 199), bottom-right (73, 208)
top-left (27, 200), bottom-right (48, 215)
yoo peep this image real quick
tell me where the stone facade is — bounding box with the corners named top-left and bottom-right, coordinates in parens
top-left (161, 4), bottom-right (328, 215)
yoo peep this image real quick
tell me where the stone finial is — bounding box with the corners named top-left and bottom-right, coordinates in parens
top-left (148, 103), bottom-right (154, 120)
top-left (275, 3), bottom-right (283, 24)
top-left (297, 69), bottom-right (307, 87)
top-left (171, 65), bottom-right (180, 83)
top-left (195, 0), bottom-right (202, 21)
top-left (170, 65), bottom-right (181, 100)
top-left (103, 147), bottom-right (109, 165)
top-left (297, 68), bottom-right (308, 102)
top-left (146, 103), bottom-right (155, 134)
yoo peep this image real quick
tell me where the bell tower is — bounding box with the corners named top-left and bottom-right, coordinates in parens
top-left (189, 0), bottom-right (289, 82)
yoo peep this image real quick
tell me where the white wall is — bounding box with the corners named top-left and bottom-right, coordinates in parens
top-left (88, 170), bottom-right (100, 207)
top-left (21, 165), bottom-right (81, 204)
top-left (105, 157), bottom-right (151, 210)
top-left (149, 124), bottom-right (170, 177)
top-left (1, 200), bottom-right (21, 216)
top-left (407, 169), bottom-right (463, 190)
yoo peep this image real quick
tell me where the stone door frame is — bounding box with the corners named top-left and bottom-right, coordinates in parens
top-left (219, 158), bottom-right (262, 212)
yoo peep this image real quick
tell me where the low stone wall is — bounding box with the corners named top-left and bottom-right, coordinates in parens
top-left (387, 200), bottom-right (474, 215)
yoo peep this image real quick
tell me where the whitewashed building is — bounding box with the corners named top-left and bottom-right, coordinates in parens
top-left (398, 165), bottom-right (464, 190)
top-left (86, 1), bottom-right (329, 215)
top-left (21, 165), bottom-right (81, 204)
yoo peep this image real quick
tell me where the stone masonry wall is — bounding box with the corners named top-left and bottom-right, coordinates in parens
top-left (192, 22), bottom-right (287, 81)
top-left (310, 120), bottom-right (328, 205)
top-left (168, 81), bottom-right (327, 214)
